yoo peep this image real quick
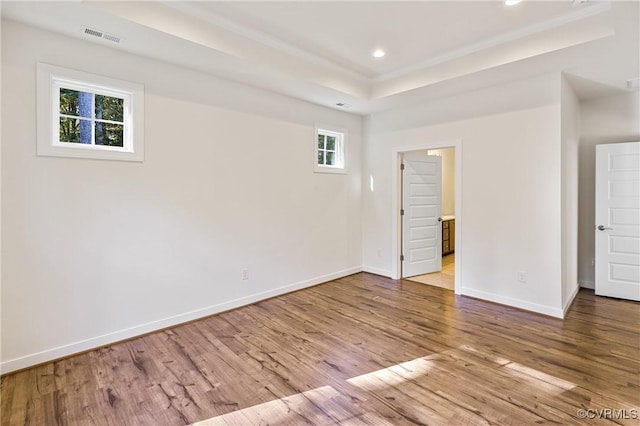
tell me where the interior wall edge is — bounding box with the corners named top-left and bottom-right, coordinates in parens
top-left (562, 282), bottom-right (581, 318)
top-left (0, 265), bottom-right (362, 375)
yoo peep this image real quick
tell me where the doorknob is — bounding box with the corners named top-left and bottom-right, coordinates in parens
top-left (597, 225), bottom-right (613, 231)
top-left (437, 217), bottom-right (442, 222)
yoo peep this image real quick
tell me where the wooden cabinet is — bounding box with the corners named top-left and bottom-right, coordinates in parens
top-left (442, 219), bottom-right (455, 255)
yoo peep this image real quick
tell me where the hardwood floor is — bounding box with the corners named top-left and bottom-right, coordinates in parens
top-left (405, 254), bottom-right (455, 290)
top-left (2, 273), bottom-right (639, 425)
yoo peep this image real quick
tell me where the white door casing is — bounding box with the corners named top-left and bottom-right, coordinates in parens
top-left (402, 152), bottom-right (442, 278)
top-left (595, 142), bottom-right (640, 301)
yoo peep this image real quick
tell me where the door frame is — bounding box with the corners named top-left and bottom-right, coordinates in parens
top-left (391, 140), bottom-right (463, 294)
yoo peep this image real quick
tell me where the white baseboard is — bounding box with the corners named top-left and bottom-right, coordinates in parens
top-left (361, 265), bottom-right (393, 278)
top-left (459, 287), bottom-right (564, 318)
top-left (579, 280), bottom-right (595, 289)
top-left (0, 266), bottom-right (362, 375)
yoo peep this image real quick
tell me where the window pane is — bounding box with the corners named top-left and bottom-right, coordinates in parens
top-left (59, 117), bottom-right (80, 143)
top-left (326, 136), bottom-right (336, 151)
top-left (95, 94), bottom-right (124, 122)
top-left (326, 152), bottom-right (335, 166)
top-left (95, 122), bottom-right (124, 147)
top-left (59, 117), bottom-right (92, 143)
top-left (317, 150), bottom-right (324, 165)
top-left (60, 88), bottom-right (92, 118)
top-left (318, 134), bottom-right (325, 149)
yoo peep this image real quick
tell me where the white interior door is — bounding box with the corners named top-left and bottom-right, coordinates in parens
top-left (595, 142), bottom-right (640, 301)
top-left (402, 152), bottom-right (442, 278)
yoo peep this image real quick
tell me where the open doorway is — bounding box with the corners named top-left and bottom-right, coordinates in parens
top-left (391, 141), bottom-right (462, 294)
top-left (405, 253), bottom-right (455, 290)
top-left (405, 147), bottom-right (456, 290)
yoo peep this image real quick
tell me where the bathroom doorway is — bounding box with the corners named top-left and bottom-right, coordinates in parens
top-left (394, 144), bottom-right (459, 291)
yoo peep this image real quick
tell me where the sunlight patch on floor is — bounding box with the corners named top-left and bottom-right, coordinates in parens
top-left (503, 361), bottom-right (575, 393)
top-left (346, 355), bottom-right (436, 390)
top-left (194, 346), bottom-right (576, 425)
top-left (460, 345), bottom-right (576, 393)
top-left (458, 344), bottom-right (511, 365)
top-left (193, 385), bottom-right (341, 425)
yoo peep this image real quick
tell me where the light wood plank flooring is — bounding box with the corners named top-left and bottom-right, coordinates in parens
top-left (2, 273), bottom-right (639, 425)
top-left (405, 254), bottom-right (455, 290)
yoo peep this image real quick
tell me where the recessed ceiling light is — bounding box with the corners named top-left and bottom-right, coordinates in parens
top-left (505, 0), bottom-right (521, 5)
top-left (372, 49), bottom-right (386, 58)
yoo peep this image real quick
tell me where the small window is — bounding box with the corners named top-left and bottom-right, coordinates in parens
top-left (315, 127), bottom-right (346, 173)
top-left (58, 87), bottom-right (125, 147)
top-left (37, 63), bottom-right (144, 161)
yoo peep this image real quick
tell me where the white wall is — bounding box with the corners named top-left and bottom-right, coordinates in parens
top-left (1, 20), bottom-right (363, 373)
top-left (578, 92), bottom-right (640, 288)
top-left (363, 75), bottom-right (566, 317)
top-left (427, 148), bottom-right (455, 217)
top-left (560, 76), bottom-right (581, 311)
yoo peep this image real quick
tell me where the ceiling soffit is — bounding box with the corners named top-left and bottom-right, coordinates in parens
top-left (91, 0), bottom-right (616, 99)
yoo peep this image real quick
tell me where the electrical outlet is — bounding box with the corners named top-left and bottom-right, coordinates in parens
top-left (377, 248), bottom-right (382, 257)
top-left (517, 271), bottom-right (527, 283)
top-left (591, 258), bottom-right (595, 266)
top-left (242, 269), bottom-right (249, 280)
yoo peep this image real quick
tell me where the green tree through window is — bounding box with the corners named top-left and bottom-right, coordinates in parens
top-left (59, 88), bottom-right (124, 147)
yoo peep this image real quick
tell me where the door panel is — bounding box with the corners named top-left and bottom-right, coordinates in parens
top-left (402, 152), bottom-right (442, 278)
top-left (595, 142), bottom-right (640, 301)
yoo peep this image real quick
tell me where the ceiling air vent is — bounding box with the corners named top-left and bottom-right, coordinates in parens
top-left (102, 33), bottom-right (121, 44)
top-left (83, 27), bottom-right (103, 38)
top-left (81, 26), bottom-right (122, 44)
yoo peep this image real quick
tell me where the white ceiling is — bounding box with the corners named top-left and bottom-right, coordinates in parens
top-left (2, 0), bottom-right (639, 115)
top-left (191, 1), bottom-right (576, 78)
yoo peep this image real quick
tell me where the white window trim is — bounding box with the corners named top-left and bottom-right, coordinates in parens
top-left (314, 125), bottom-right (347, 174)
top-left (37, 63), bottom-right (144, 162)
